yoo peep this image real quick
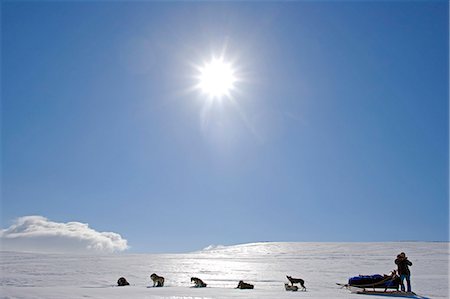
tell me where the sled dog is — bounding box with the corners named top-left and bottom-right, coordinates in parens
top-left (191, 277), bottom-right (207, 288)
top-left (285, 283), bottom-right (298, 291)
top-left (117, 277), bottom-right (129, 286)
top-left (237, 280), bottom-right (254, 289)
top-left (150, 273), bottom-right (165, 287)
top-left (286, 275), bottom-right (306, 291)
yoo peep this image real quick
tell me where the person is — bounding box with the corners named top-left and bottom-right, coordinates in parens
top-left (395, 252), bottom-right (412, 292)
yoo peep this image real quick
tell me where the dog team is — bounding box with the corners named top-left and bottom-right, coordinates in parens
top-left (117, 273), bottom-right (306, 291)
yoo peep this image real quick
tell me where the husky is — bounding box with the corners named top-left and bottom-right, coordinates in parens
top-left (150, 273), bottom-right (165, 287)
top-left (191, 277), bottom-right (207, 288)
top-left (285, 283), bottom-right (298, 291)
top-left (237, 280), bottom-right (254, 289)
top-left (117, 277), bottom-right (129, 286)
top-left (286, 275), bottom-right (306, 291)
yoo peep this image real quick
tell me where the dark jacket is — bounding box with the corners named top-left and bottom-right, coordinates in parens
top-left (395, 257), bottom-right (412, 275)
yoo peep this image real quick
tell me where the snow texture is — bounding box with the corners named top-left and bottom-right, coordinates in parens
top-left (1, 242), bottom-right (448, 299)
top-left (0, 216), bottom-right (128, 253)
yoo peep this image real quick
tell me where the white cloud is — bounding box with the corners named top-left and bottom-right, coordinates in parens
top-left (0, 216), bottom-right (129, 253)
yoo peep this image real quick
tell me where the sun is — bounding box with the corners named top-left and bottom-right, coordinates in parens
top-left (197, 58), bottom-right (236, 99)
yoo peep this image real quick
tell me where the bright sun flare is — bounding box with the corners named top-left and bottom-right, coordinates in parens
top-left (198, 58), bottom-right (236, 99)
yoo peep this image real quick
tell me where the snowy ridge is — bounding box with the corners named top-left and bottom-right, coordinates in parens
top-left (201, 244), bottom-right (227, 251)
top-left (1, 242), bottom-right (448, 299)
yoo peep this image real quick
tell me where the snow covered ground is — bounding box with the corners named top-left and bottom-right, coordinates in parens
top-left (1, 242), bottom-right (448, 299)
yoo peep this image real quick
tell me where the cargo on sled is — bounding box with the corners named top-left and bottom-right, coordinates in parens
top-left (337, 270), bottom-right (417, 297)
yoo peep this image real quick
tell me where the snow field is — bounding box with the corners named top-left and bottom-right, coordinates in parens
top-left (1, 242), bottom-right (448, 299)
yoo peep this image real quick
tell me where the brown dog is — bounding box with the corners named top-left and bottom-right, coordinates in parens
top-left (150, 273), bottom-right (164, 287)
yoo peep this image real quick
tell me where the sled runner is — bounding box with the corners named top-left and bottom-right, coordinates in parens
top-left (337, 283), bottom-right (422, 297)
top-left (353, 290), bottom-right (417, 297)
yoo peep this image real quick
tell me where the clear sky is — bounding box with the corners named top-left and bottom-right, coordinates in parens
top-left (2, 1), bottom-right (448, 253)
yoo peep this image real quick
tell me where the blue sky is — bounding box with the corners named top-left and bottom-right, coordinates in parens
top-left (2, 1), bottom-right (448, 253)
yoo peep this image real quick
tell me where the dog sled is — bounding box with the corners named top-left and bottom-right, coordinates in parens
top-left (337, 271), bottom-right (418, 297)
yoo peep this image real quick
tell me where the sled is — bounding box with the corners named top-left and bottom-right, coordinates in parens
top-left (337, 272), bottom-right (400, 293)
top-left (337, 277), bottom-right (428, 299)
